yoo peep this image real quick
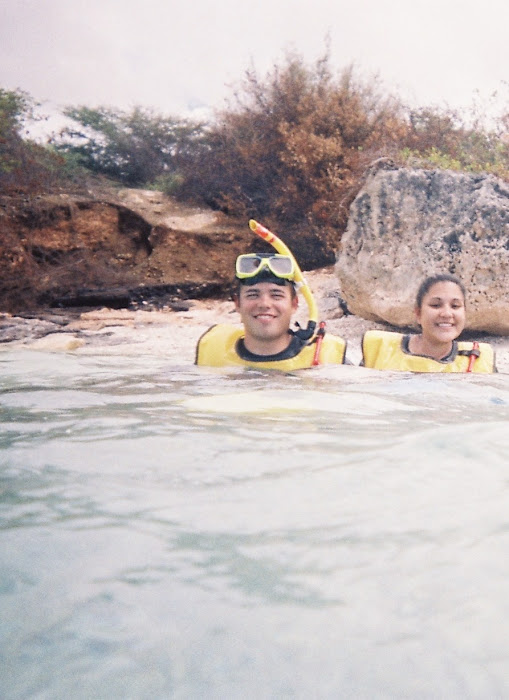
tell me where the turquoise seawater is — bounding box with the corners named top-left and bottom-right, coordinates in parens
top-left (1, 349), bottom-right (509, 699)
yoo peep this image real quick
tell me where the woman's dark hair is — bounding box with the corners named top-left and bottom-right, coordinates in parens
top-left (415, 274), bottom-right (466, 310)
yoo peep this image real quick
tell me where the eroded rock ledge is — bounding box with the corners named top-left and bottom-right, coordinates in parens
top-left (0, 188), bottom-right (252, 313)
top-left (0, 187), bottom-right (336, 314)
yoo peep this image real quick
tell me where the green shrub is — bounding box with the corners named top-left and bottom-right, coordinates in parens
top-left (398, 105), bottom-right (509, 179)
top-left (55, 105), bottom-right (204, 187)
top-left (0, 88), bottom-right (87, 193)
top-left (147, 172), bottom-right (185, 196)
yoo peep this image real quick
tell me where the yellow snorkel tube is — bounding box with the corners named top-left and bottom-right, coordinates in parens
top-left (248, 219), bottom-right (319, 341)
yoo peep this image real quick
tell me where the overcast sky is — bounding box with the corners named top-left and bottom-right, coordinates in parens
top-left (1, 0), bottom-right (508, 133)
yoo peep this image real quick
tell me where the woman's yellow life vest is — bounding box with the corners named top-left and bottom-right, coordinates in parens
top-left (195, 324), bottom-right (346, 370)
top-left (362, 330), bottom-right (495, 373)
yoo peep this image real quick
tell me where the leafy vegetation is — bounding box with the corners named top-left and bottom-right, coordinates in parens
top-left (56, 105), bottom-right (203, 186)
top-left (0, 88), bottom-right (67, 192)
top-left (1, 58), bottom-right (507, 312)
top-left (178, 55), bottom-right (407, 235)
top-left (398, 105), bottom-right (509, 178)
top-left (1, 52), bottom-right (508, 233)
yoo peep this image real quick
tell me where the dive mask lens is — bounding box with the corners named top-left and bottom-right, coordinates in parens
top-left (236, 254), bottom-right (295, 279)
top-left (267, 255), bottom-right (294, 276)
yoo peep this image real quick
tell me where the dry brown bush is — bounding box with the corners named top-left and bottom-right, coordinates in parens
top-left (180, 53), bottom-right (408, 246)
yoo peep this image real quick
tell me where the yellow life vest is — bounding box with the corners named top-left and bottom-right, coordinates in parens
top-left (195, 324), bottom-right (346, 370)
top-left (362, 330), bottom-right (495, 373)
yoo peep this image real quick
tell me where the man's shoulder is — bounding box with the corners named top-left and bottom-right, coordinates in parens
top-left (195, 324), bottom-right (244, 366)
top-left (199, 323), bottom-right (243, 339)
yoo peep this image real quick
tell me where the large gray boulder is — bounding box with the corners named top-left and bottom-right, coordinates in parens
top-left (336, 162), bottom-right (509, 334)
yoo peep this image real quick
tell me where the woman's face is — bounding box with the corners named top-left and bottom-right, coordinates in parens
top-left (415, 281), bottom-right (466, 346)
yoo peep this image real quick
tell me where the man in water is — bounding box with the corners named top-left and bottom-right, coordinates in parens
top-left (195, 252), bottom-right (347, 369)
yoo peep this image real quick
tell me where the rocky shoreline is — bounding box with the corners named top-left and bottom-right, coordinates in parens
top-left (2, 266), bottom-right (508, 373)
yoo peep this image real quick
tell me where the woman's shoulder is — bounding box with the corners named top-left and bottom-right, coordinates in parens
top-left (362, 329), bottom-right (404, 345)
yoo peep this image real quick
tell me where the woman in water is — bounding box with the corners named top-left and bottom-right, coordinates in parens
top-left (361, 274), bottom-right (496, 372)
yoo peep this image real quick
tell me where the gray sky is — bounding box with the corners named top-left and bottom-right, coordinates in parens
top-left (1, 0), bottom-right (508, 131)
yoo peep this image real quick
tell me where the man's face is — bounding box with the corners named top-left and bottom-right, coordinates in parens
top-left (235, 281), bottom-right (298, 353)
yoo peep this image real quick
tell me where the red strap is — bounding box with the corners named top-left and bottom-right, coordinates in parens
top-left (466, 341), bottom-right (480, 373)
top-left (311, 322), bottom-right (326, 366)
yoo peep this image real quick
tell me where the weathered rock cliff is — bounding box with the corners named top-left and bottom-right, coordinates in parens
top-left (0, 187), bottom-right (335, 313)
top-left (0, 188), bottom-right (252, 312)
top-left (336, 161), bottom-right (509, 334)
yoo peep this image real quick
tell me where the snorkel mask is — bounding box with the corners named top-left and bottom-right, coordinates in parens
top-left (235, 253), bottom-right (296, 285)
top-left (242, 220), bottom-right (319, 342)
